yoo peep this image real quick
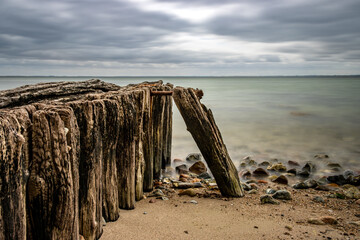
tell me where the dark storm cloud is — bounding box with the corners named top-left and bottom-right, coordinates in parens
top-left (0, 0), bottom-right (359, 75)
top-left (0, 0), bottom-right (191, 63)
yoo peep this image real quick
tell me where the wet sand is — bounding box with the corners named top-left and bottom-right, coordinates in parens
top-left (101, 183), bottom-right (360, 240)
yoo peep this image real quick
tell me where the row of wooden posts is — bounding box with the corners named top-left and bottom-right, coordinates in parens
top-left (0, 80), bottom-right (243, 240)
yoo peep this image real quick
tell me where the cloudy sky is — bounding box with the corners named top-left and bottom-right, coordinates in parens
top-left (0, 0), bottom-right (359, 76)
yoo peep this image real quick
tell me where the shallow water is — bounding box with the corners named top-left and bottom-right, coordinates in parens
top-left (1, 76), bottom-right (360, 168)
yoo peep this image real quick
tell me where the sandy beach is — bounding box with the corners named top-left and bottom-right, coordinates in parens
top-left (101, 181), bottom-right (360, 240)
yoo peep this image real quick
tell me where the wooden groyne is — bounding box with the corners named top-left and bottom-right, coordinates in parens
top-left (0, 80), bottom-right (172, 240)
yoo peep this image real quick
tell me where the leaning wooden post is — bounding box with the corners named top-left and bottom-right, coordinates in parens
top-left (173, 87), bottom-right (244, 197)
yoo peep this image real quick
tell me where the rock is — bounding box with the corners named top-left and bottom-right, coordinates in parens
top-left (285, 225), bottom-right (293, 231)
top-left (327, 163), bottom-right (342, 169)
top-left (356, 199), bottom-right (360, 205)
top-left (253, 168), bottom-right (269, 176)
top-left (298, 170), bottom-right (310, 178)
top-left (272, 175), bottom-right (288, 185)
top-left (268, 175), bottom-right (278, 181)
top-left (292, 181), bottom-right (308, 189)
top-left (241, 183), bottom-right (252, 191)
top-left (314, 154), bottom-right (329, 160)
top-left (248, 160), bottom-right (257, 166)
top-left (173, 182), bottom-right (203, 189)
top-left (302, 162), bottom-right (316, 172)
top-left (288, 160), bottom-right (300, 166)
top-left (287, 168), bottom-right (297, 175)
top-left (149, 199), bottom-right (156, 203)
top-left (272, 190), bottom-right (292, 200)
top-left (179, 189), bottom-right (197, 197)
top-left (320, 216), bottom-right (337, 225)
top-left (260, 195), bottom-right (280, 205)
top-left (312, 196), bottom-right (325, 203)
top-left (343, 185), bottom-right (360, 199)
top-left (259, 161), bottom-right (270, 167)
top-left (160, 196), bottom-right (169, 201)
top-left (248, 189), bottom-right (258, 194)
top-left (304, 179), bottom-right (318, 188)
top-left (189, 161), bottom-right (207, 175)
top-left (149, 189), bottom-right (165, 197)
top-left (191, 178), bottom-right (201, 183)
top-left (266, 189), bottom-right (276, 194)
top-left (239, 170), bottom-right (252, 178)
top-left (180, 174), bottom-right (190, 179)
top-left (239, 162), bottom-right (247, 168)
top-left (257, 180), bottom-right (268, 184)
top-left (173, 158), bottom-right (184, 163)
top-left (327, 175), bottom-right (347, 185)
top-left (186, 153), bottom-right (202, 162)
top-left (198, 172), bottom-right (212, 179)
top-left (267, 163), bottom-right (287, 172)
top-left (249, 183), bottom-right (259, 190)
top-left (344, 170), bottom-right (355, 179)
top-left (189, 200), bottom-right (198, 204)
top-left (243, 156), bottom-right (251, 160)
top-left (315, 185), bottom-right (331, 191)
top-left (307, 218), bottom-right (325, 225)
top-left (175, 164), bottom-right (189, 175)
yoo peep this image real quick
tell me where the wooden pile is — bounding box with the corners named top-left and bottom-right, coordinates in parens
top-left (0, 80), bottom-right (172, 240)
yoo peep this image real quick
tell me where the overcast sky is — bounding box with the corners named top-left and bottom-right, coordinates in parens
top-left (0, 0), bottom-right (359, 76)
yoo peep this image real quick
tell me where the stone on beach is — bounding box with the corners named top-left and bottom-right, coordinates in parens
top-left (253, 168), bottom-right (269, 176)
top-left (189, 161), bottom-right (207, 175)
top-left (176, 164), bottom-right (189, 175)
top-left (272, 190), bottom-right (292, 200)
top-left (267, 163), bottom-right (287, 172)
top-left (271, 175), bottom-right (288, 185)
top-left (179, 189), bottom-right (197, 197)
top-left (260, 195), bottom-right (280, 205)
top-left (186, 153), bottom-right (202, 162)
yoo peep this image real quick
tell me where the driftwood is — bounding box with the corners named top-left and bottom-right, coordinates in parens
top-left (0, 79), bottom-right (173, 240)
top-left (173, 87), bottom-right (244, 197)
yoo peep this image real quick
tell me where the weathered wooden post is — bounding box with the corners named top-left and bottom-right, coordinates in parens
top-left (173, 87), bottom-right (244, 197)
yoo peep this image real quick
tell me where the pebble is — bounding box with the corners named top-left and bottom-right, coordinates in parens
top-left (149, 199), bottom-right (156, 203)
top-left (285, 225), bottom-right (293, 231)
top-left (189, 200), bottom-right (198, 204)
top-left (249, 183), bottom-right (258, 190)
top-left (189, 161), bottom-right (207, 175)
top-left (260, 195), bottom-right (280, 205)
top-left (272, 175), bottom-right (288, 185)
top-left (241, 182), bottom-right (252, 191)
top-left (175, 164), bottom-right (189, 175)
top-left (302, 162), bottom-right (316, 172)
top-left (198, 172), bottom-right (212, 179)
top-left (272, 190), bottom-right (292, 200)
top-left (298, 170), bottom-right (310, 177)
top-left (312, 196), bottom-right (325, 203)
top-left (292, 181), bottom-right (308, 189)
top-left (178, 189), bottom-right (197, 197)
top-left (186, 153), bottom-right (202, 162)
top-left (259, 161), bottom-right (270, 167)
top-left (149, 189), bottom-right (165, 197)
top-left (320, 216), bottom-right (337, 225)
top-left (253, 167), bottom-right (269, 176)
top-left (248, 189), bottom-right (258, 194)
top-left (307, 218), bottom-right (325, 225)
top-left (314, 154), bottom-right (329, 159)
top-left (342, 185), bottom-right (360, 199)
top-left (267, 163), bottom-right (287, 172)
top-left (266, 188), bottom-right (276, 194)
top-left (304, 179), bottom-right (318, 188)
top-left (287, 168), bottom-right (297, 175)
top-left (288, 160), bottom-right (300, 166)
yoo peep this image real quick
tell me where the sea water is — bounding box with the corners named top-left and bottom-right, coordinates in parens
top-left (1, 76), bottom-right (360, 168)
